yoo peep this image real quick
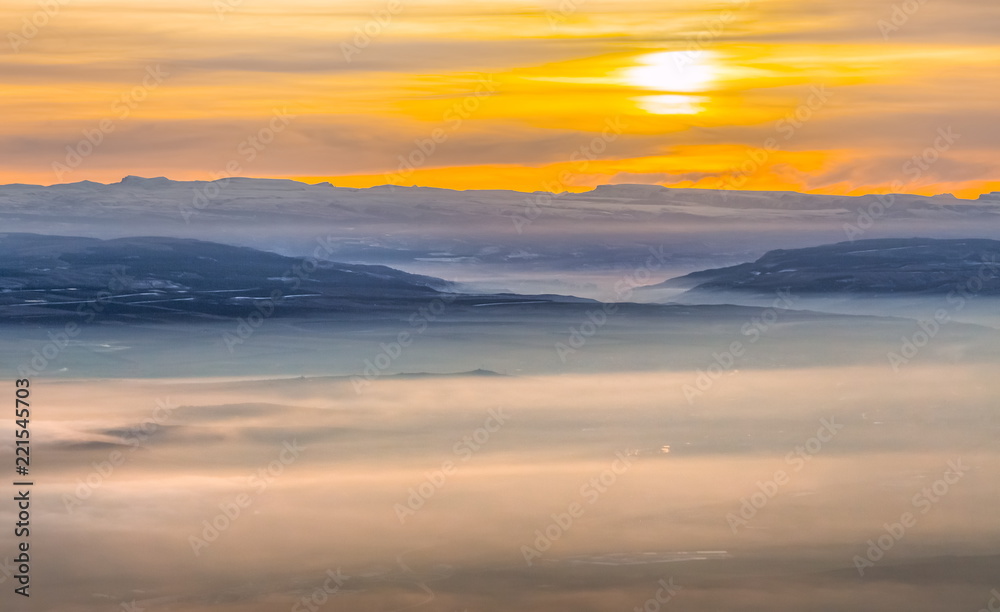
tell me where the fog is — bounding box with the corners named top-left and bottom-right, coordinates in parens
top-left (3, 307), bottom-right (999, 611)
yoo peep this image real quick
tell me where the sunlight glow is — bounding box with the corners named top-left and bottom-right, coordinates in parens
top-left (634, 94), bottom-right (703, 115)
top-left (622, 51), bottom-right (718, 93)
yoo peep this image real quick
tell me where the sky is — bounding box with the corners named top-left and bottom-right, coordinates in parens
top-left (1, 0), bottom-right (998, 197)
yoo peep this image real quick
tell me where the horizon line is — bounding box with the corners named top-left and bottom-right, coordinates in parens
top-left (1, 174), bottom-right (996, 201)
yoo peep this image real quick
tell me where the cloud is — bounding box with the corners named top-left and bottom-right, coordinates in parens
top-left (1, 0), bottom-right (997, 192)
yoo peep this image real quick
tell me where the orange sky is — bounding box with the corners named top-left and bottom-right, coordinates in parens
top-left (1, 0), bottom-right (998, 197)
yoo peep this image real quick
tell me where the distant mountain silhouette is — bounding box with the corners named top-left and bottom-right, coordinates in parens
top-left (655, 238), bottom-right (1000, 295)
top-left (0, 234), bottom-right (582, 321)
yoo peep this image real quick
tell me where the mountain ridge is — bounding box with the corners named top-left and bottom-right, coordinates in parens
top-left (0, 233), bottom-right (589, 321)
top-left (653, 238), bottom-right (1000, 295)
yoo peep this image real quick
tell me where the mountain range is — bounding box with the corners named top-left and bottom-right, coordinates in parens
top-left (0, 233), bottom-right (583, 321)
top-left (5, 234), bottom-right (1000, 326)
top-left (3, 178), bottom-right (1000, 301)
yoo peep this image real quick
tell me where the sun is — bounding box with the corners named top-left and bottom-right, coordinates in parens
top-left (623, 51), bottom-right (717, 92)
top-left (621, 51), bottom-right (718, 114)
